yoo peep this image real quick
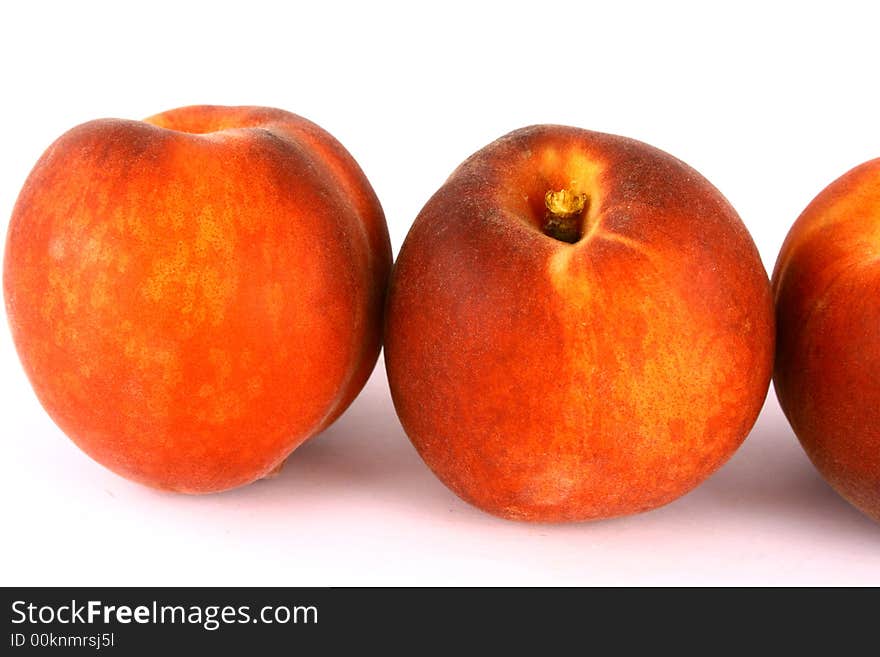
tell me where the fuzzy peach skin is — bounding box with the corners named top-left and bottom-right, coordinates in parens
top-left (384, 125), bottom-right (774, 522)
top-left (773, 159), bottom-right (880, 523)
top-left (3, 105), bottom-right (391, 493)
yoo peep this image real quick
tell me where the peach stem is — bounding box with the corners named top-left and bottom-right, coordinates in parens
top-left (542, 189), bottom-right (587, 243)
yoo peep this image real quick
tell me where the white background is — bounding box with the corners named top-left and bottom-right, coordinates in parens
top-left (2, 1), bottom-right (879, 586)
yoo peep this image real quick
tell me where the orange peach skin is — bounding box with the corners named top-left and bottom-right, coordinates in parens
top-left (385, 125), bottom-right (774, 522)
top-left (773, 158), bottom-right (880, 522)
top-left (4, 105), bottom-right (391, 493)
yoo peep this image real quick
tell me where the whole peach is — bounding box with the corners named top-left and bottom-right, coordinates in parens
top-left (773, 158), bottom-right (880, 522)
top-left (385, 125), bottom-right (774, 522)
top-left (3, 105), bottom-right (391, 493)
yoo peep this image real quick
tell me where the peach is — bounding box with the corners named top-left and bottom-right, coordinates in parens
top-left (773, 158), bottom-right (880, 522)
top-left (384, 125), bottom-right (774, 522)
top-left (3, 105), bottom-right (391, 493)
